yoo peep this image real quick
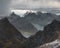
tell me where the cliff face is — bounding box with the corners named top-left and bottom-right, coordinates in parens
top-left (0, 17), bottom-right (26, 48)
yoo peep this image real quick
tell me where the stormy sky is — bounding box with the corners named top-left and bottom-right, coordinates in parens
top-left (11, 0), bottom-right (60, 9)
top-left (0, 0), bottom-right (60, 16)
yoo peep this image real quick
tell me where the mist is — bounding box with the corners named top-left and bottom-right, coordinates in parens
top-left (0, 0), bottom-right (60, 16)
top-left (0, 0), bottom-right (11, 16)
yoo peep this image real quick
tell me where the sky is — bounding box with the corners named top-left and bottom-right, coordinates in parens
top-left (11, 0), bottom-right (60, 9)
top-left (0, 0), bottom-right (60, 16)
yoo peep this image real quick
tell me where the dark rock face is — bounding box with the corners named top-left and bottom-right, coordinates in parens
top-left (24, 20), bottom-right (60, 48)
top-left (41, 20), bottom-right (60, 44)
top-left (24, 30), bottom-right (58, 48)
top-left (24, 31), bottom-right (45, 48)
top-left (57, 46), bottom-right (60, 48)
top-left (0, 13), bottom-right (60, 48)
top-left (44, 20), bottom-right (60, 32)
top-left (0, 17), bottom-right (26, 48)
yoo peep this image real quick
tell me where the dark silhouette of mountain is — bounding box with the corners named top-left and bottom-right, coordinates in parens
top-left (43, 20), bottom-right (60, 44)
top-left (33, 19), bottom-right (60, 48)
top-left (10, 12), bottom-right (18, 16)
top-left (57, 46), bottom-right (60, 48)
top-left (24, 30), bottom-right (57, 48)
top-left (56, 15), bottom-right (60, 21)
top-left (44, 19), bottom-right (60, 32)
top-left (0, 17), bottom-right (26, 48)
top-left (8, 12), bottom-right (38, 37)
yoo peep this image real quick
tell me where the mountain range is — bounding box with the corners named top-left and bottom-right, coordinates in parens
top-left (7, 11), bottom-right (60, 38)
top-left (8, 12), bottom-right (37, 37)
top-left (21, 19), bottom-right (59, 48)
top-left (0, 17), bottom-right (26, 48)
top-left (0, 11), bottom-right (60, 48)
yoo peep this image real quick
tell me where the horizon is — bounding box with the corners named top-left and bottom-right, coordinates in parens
top-left (11, 9), bottom-right (60, 17)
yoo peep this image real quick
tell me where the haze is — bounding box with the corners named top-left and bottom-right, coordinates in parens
top-left (0, 0), bottom-right (60, 16)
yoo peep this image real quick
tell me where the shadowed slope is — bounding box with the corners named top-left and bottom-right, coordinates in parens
top-left (0, 17), bottom-right (26, 48)
top-left (24, 30), bottom-right (57, 48)
top-left (34, 20), bottom-right (60, 48)
top-left (24, 20), bottom-right (59, 48)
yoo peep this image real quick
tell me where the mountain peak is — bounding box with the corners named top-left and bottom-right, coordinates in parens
top-left (10, 12), bottom-right (20, 17)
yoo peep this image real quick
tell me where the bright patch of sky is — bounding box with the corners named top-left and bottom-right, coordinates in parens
top-left (0, 0), bottom-right (60, 16)
top-left (11, 10), bottom-right (36, 17)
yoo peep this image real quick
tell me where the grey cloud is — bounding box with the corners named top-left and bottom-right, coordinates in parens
top-left (0, 0), bottom-right (11, 16)
top-left (11, 0), bottom-right (60, 10)
top-left (32, 0), bottom-right (41, 1)
top-left (56, 0), bottom-right (60, 1)
top-left (0, 0), bottom-right (60, 16)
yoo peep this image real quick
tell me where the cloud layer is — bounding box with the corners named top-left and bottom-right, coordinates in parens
top-left (0, 0), bottom-right (60, 16)
top-left (0, 0), bottom-right (11, 16)
top-left (11, 0), bottom-right (60, 10)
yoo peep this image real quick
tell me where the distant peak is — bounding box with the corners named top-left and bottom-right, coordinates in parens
top-left (10, 12), bottom-right (17, 16)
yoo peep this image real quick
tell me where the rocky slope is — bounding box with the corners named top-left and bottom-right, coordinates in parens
top-left (36, 39), bottom-right (60, 48)
top-left (34, 20), bottom-right (60, 48)
top-left (0, 17), bottom-right (26, 48)
top-left (23, 19), bottom-right (60, 48)
top-left (8, 12), bottom-right (38, 37)
top-left (0, 12), bottom-right (60, 48)
top-left (24, 30), bottom-right (57, 48)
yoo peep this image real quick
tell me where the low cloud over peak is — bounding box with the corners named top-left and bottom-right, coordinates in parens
top-left (0, 0), bottom-right (60, 16)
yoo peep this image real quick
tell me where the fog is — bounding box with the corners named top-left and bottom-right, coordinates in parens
top-left (0, 0), bottom-right (11, 16)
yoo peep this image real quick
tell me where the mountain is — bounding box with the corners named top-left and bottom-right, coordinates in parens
top-left (24, 29), bottom-right (57, 48)
top-left (8, 12), bottom-right (38, 37)
top-left (30, 19), bottom-right (60, 48)
top-left (36, 39), bottom-right (60, 48)
top-left (24, 11), bottom-right (56, 26)
top-left (43, 19), bottom-right (60, 43)
top-left (57, 46), bottom-right (60, 48)
top-left (0, 13), bottom-right (60, 48)
top-left (9, 11), bottom-right (60, 32)
top-left (23, 19), bottom-right (60, 48)
top-left (44, 19), bottom-right (60, 32)
top-left (23, 11), bottom-right (60, 31)
top-left (0, 17), bottom-right (26, 48)
top-left (56, 15), bottom-right (60, 21)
